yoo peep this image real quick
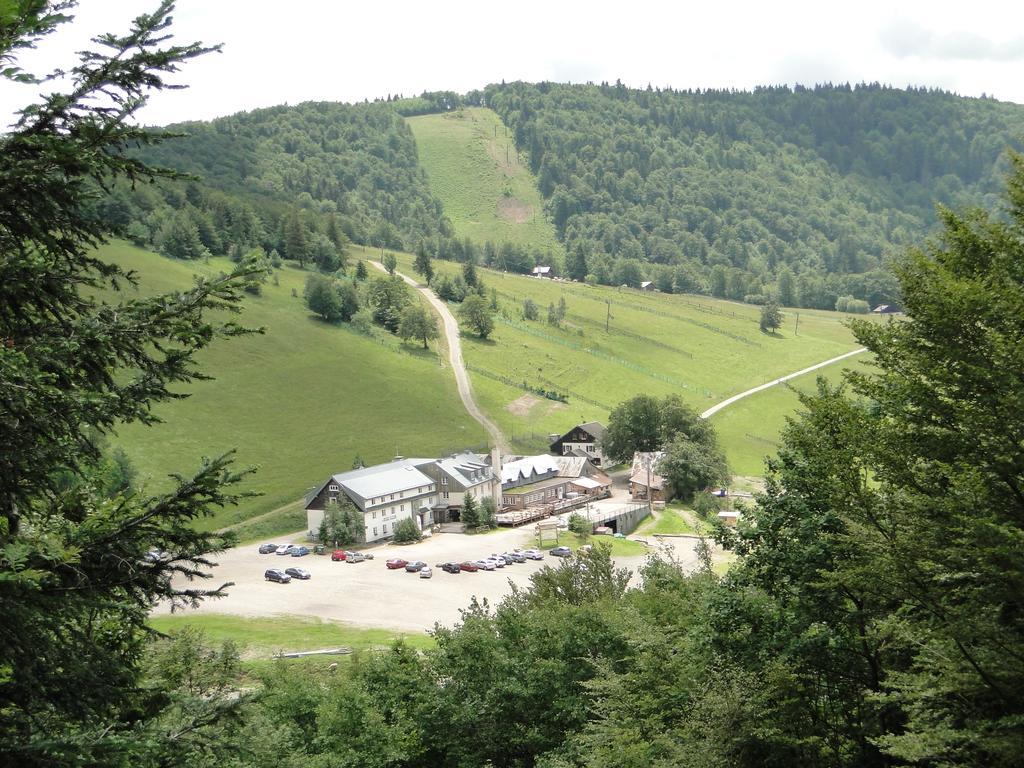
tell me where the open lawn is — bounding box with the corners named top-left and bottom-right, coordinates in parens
top-left (635, 505), bottom-right (707, 537)
top-left (708, 355), bottom-right (869, 476)
top-left (374, 247), bottom-right (869, 467)
top-left (148, 613), bottom-right (432, 674)
top-left (103, 241), bottom-right (485, 534)
top-left (407, 108), bottom-right (563, 256)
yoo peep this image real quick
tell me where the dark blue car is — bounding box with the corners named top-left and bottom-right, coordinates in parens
top-left (290, 546), bottom-right (311, 557)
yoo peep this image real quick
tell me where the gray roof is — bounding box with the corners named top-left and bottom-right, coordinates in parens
top-left (430, 452), bottom-right (493, 488)
top-left (555, 455), bottom-right (589, 478)
top-left (501, 454), bottom-right (560, 485)
top-left (309, 458), bottom-right (434, 510)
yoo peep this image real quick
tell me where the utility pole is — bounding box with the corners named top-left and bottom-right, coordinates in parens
top-left (605, 300), bottom-right (611, 332)
top-left (794, 312), bottom-right (800, 337)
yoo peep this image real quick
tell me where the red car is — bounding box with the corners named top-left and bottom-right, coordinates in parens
top-left (331, 550), bottom-right (347, 561)
top-left (385, 558), bottom-right (408, 570)
top-left (458, 561), bottom-right (479, 572)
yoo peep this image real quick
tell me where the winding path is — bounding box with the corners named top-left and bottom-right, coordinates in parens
top-left (370, 262), bottom-right (508, 452)
top-left (699, 347), bottom-right (868, 419)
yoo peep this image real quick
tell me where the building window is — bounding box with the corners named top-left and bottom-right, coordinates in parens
top-left (372, 511), bottom-right (377, 519)
top-left (383, 523), bottom-right (388, 534)
top-left (400, 504), bottom-right (405, 512)
top-left (443, 491), bottom-right (449, 500)
top-left (373, 527), bottom-right (378, 537)
top-left (329, 484), bottom-right (339, 492)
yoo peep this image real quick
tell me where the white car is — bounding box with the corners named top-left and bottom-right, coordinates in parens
top-left (484, 557), bottom-right (506, 568)
top-left (419, 567), bottom-right (433, 579)
top-left (474, 559), bottom-right (497, 571)
top-left (275, 544), bottom-right (296, 555)
top-left (520, 549), bottom-right (544, 560)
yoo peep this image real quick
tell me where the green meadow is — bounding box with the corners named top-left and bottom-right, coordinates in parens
top-left (407, 107), bottom-right (564, 256)
top-left (379, 248), bottom-right (868, 463)
top-left (148, 614), bottom-right (432, 674)
top-left (708, 354), bottom-right (868, 477)
top-left (104, 241), bottom-right (485, 535)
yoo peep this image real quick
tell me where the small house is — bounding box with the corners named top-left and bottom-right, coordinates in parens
top-left (640, 281), bottom-right (654, 291)
top-left (532, 265), bottom-right (552, 278)
top-left (872, 304), bottom-right (901, 314)
top-left (549, 421), bottom-right (608, 466)
top-left (500, 455), bottom-right (570, 510)
top-left (629, 451), bottom-right (667, 502)
top-left (555, 455), bottom-right (612, 499)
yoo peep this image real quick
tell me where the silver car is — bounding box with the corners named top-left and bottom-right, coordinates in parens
top-left (474, 559), bottom-right (497, 571)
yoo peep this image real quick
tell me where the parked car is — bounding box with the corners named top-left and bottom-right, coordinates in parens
top-left (275, 544), bottom-right (296, 555)
top-left (484, 556), bottom-right (506, 568)
top-left (520, 549), bottom-right (544, 560)
top-left (258, 543), bottom-right (278, 554)
top-left (331, 550), bottom-right (347, 561)
top-left (504, 551), bottom-right (527, 563)
top-left (284, 567), bottom-right (310, 580)
top-left (550, 546), bottom-right (572, 557)
top-left (474, 559), bottom-right (497, 571)
top-left (346, 552), bottom-right (366, 563)
top-left (144, 549), bottom-right (171, 562)
top-left (386, 558), bottom-right (408, 570)
top-left (264, 568), bottom-right (291, 583)
top-left (290, 546), bottom-right (311, 557)
top-left (459, 561), bottom-right (479, 572)
top-left (419, 567), bottom-right (433, 579)
top-left (492, 553), bottom-right (515, 565)
top-left (364, 553), bottom-right (375, 560)
top-left (440, 562), bottom-right (461, 574)
top-left (405, 560), bottom-right (427, 572)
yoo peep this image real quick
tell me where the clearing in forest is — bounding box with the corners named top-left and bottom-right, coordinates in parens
top-left (407, 107), bottom-right (563, 256)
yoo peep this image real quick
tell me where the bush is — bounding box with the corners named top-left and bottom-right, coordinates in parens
top-left (392, 517), bottom-right (422, 544)
top-left (568, 512), bottom-right (591, 539)
top-left (692, 493), bottom-right (722, 521)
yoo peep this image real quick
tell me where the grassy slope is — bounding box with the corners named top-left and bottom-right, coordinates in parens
top-left (104, 241), bottom-right (485, 533)
top-left (407, 107), bottom-right (563, 256)
top-left (378, 248), bottom-right (868, 467)
top-left (709, 356), bottom-right (864, 476)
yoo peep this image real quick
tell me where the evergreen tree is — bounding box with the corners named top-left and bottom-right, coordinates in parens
top-left (0, 4), bottom-right (256, 763)
top-left (566, 247), bottom-right (588, 281)
top-left (283, 209), bottom-right (308, 267)
top-left (413, 242), bottom-right (434, 284)
top-left (355, 260), bottom-right (368, 281)
top-left (523, 297), bottom-right (539, 320)
top-left (460, 491), bottom-right (480, 529)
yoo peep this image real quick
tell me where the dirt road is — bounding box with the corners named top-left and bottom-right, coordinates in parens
top-left (370, 261), bottom-right (508, 452)
top-left (699, 347), bottom-right (867, 419)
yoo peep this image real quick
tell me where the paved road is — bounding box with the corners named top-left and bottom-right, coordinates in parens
top-left (370, 261), bottom-right (508, 452)
top-left (699, 347), bottom-right (868, 419)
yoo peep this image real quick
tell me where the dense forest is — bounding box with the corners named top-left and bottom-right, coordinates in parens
top-left (485, 81), bottom-right (1024, 307)
top-left (121, 82), bottom-right (1024, 310)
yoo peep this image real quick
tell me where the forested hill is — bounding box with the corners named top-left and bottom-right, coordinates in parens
top-left (128, 85), bottom-right (1024, 310)
top-left (139, 101), bottom-right (450, 250)
top-left (485, 82), bottom-right (1024, 307)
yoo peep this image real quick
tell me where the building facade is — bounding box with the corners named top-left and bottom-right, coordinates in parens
top-left (415, 452), bottom-right (497, 522)
top-left (305, 459), bottom-right (438, 543)
top-left (549, 421), bottom-right (608, 466)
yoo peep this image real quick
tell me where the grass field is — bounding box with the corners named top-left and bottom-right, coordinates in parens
top-left (148, 614), bottom-right (432, 673)
top-left (635, 505), bottom-right (706, 536)
top-left (103, 241), bottom-right (486, 535)
top-left (407, 108), bottom-right (563, 257)
top-left (708, 355), bottom-right (868, 476)
top-left (376, 247), bottom-right (869, 467)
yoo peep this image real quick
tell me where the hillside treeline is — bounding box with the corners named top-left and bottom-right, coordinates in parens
top-left (486, 81), bottom-right (1024, 307)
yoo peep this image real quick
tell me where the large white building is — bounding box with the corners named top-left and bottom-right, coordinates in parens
top-left (305, 459), bottom-right (438, 543)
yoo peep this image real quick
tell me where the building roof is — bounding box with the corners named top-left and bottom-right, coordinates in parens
top-left (307, 458), bottom-right (435, 510)
top-left (629, 451), bottom-right (666, 490)
top-left (501, 454), bottom-right (560, 485)
top-left (570, 476), bottom-right (604, 490)
top-left (428, 452), bottom-right (492, 488)
top-left (551, 421), bottom-right (605, 448)
top-left (532, 265), bottom-right (552, 275)
top-left (640, 281), bottom-right (654, 289)
top-left (501, 475), bottom-right (568, 496)
top-left (555, 455), bottom-right (590, 478)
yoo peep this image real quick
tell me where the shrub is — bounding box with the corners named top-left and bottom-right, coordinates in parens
top-left (392, 517), bottom-right (422, 544)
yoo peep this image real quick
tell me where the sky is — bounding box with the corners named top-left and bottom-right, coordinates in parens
top-left (2, 0), bottom-right (1023, 127)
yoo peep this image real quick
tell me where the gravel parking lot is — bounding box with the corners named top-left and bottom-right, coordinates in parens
top-left (152, 524), bottom-right (703, 633)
